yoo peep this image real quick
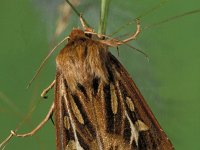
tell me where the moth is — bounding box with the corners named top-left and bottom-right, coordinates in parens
top-left (0, 18), bottom-right (173, 150)
top-left (54, 17), bottom-right (174, 149)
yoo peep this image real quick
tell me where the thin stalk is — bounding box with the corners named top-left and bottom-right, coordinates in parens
top-left (65, 0), bottom-right (90, 27)
top-left (98, 0), bottom-right (111, 34)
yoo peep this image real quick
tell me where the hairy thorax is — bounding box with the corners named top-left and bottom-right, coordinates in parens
top-left (56, 29), bottom-right (109, 91)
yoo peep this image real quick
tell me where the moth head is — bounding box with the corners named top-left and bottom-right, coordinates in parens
top-left (69, 28), bottom-right (85, 40)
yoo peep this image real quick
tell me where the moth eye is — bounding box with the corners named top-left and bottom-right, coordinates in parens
top-left (85, 33), bottom-right (92, 38)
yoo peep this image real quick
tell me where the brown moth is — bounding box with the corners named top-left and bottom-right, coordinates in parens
top-left (52, 18), bottom-right (173, 149)
top-left (0, 18), bottom-right (173, 150)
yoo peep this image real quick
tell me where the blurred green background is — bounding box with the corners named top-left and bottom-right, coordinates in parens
top-left (0, 0), bottom-right (200, 149)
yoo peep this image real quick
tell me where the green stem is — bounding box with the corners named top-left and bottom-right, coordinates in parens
top-left (98, 0), bottom-right (111, 34)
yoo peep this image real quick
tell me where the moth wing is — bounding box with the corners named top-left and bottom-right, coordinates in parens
top-left (109, 53), bottom-right (174, 150)
top-left (54, 68), bottom-right (98, 150)
top-left (54, 49), bottom-right (174, 150)
top-left (54, 69), bottom-right (67, 150)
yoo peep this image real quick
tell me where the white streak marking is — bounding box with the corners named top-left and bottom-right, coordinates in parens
top-left (125, 111), bottom-right (139, 147)
top-left (61, 80), bottom-right (83, 150)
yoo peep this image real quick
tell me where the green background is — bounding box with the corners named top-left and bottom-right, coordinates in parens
top-left (0, 0), bottom-right (200, 149)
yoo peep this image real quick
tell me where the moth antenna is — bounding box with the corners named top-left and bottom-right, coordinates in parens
top-left (110, 20), bottom-right (136, 37)
top-left (110, 9), bottom-right (200, 34)
top-left (65, 0), bottom-right (80, 17)
top-left (144, 9), bottom-right (200, 30)
top-left (27, 37), bottom-right (69, 88)
top-left (110, 0), bottom-right (170, 36)
top-left (136, 0), bottom-right (170, 20)
top-left (65, 0), bottom-right (90, 28)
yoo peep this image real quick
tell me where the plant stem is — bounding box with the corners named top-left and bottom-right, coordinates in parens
top-left (98, 0), bottom-right (111, 34)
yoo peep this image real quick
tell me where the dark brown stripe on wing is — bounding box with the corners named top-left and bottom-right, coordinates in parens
top-left (110, 81), bottom-right (125, 135)
top-left (123, 117), bottom-right (131, 142)
top-left (77, 83), bottom-right (88, 98)
top-left (103, 84), bottom-right (114, 133)
top-left (138, 132), bottom-right (149, 149)
top-left (63, 79), bottom-right (69, 89)
top-left (92, 77), bottom-right (100, 95)
top-left (106, 64), bottom-right (114, 82)
top-left (61, 95), bottom-right (77, 145)
top-left (118, 81), bottom-right (138, 123)
top-left (77, 131), bottom-right (90, 150)
top-left (71, 94), bottom-right (96, 139)
top-left (138, 127), bottom-right (161, 149)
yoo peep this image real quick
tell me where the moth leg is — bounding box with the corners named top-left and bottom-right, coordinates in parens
top-left (100, 19), bottom-right (141, 47)
top-left (41, 80), bottom-right (55, 99)
top-left (13, 103), bottom-right (54, 137)
top-left (0, 103), bottom-right (54, 148)
top-left (120, 19), bottom-right (141, 44)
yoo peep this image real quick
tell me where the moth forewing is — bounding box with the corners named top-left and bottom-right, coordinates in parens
top-left (109, 54), bottom-right (174, 149)
top-left (53, 19), bottom-right (173, 149)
